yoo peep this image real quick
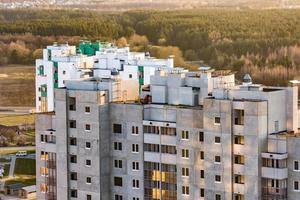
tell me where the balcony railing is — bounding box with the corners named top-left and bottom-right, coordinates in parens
top-left (262, 187), bottom-right (287, 199)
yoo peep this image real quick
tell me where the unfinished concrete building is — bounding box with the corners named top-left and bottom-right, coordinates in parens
top-left (36, 67), bottom-right (300, 200)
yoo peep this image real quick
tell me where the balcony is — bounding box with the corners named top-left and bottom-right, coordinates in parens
top-left (261, 167), bottom-right (288, 179)
top-left (234, 183), bottom-right (245, 194)
top-left (233, 125), bottom-right (244, 134)
top-left (262, 187), bottom-right (287, 199)
top-left (234, 164), bottom-right (245, 174)
top-left (144, 152), bottom-right (160, 162)
top-left (161, 154), bottom-right (177, 165)
top-left (47, 160), bottom-right (56, 169)
top-left (144, 134), bottom-right (160, 144)
top-left (234, 144), bottom-right (244, 155)
top-left (161, 135), bottom-right (176, 145)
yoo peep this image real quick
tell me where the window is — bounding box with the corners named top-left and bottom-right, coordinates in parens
top-left (70, 155), bottom-right (77, 163)
top-left (70, 189), bottom-right (77, 198)
top-left (215, 156), bottom-right (221, 163)
top-left (70, 137), bottom-right (77, 146)
top-left (132, 179), bottom-right (140, 189)
top-left (114, 177), bottom-right (123, 187)
top-left (70, 172), bottom-right (77, 180)
top-left (85, 124), bottom-right (91, 131)
top-left (215, 117), bottom-right (221, 124)
top-left (200, 151), bottom-right (204, 160)
top-left (133, 198), bottom-right (139, 200)
top-left (216, 194), bottom-right (221, 200)
top-left (215, 136), bottom-right (221, 144)
top-left (143, 125), bottom-right (159, 134)
top-left (132, 144), bottom-right (139, 153)
top-left (200, 188), bottom-right (205, 197)
top-left (63, 70), bottom-right (66, 75)
top-left (161, 145), bottom-right (177, 154)
top-left (199, 131), bottom-right (204, 142)
top-left (234, 194), bottom-right (244, 200)
top-left (182, 149), bottom-right (189, 158)
top-left (86, 142), bottom-right (91, 149)
top-left (234, 135), bottom-right (245, 145)
top-left (234, 109), bottom-right (244, 125)
top-left (234, 175), bottom-right (245, 184)
top-left (275, 121), bottom-right (279, 132)
top-left (182, 167), bottom-right (189, 177)
top-left (294, 181), bottom-right (299, 191)
top-left (87, 194), bottom-right (92, 200)
top-left (40, 183), bottom-right (48, 193)
top-left (181, 131), bottom-right (189, 140)
top-left (69, 97), bottom-right (76, 111)
top-left (114, 142), bottom-right (122, 151)
top-left (182, 186), bottom-right (189, 195)
top-left (144, 143), bottom-right (160, 153)
top-left (115, 195), bottom-right (123, 200)
top-left (86, 177), bottom-right (92, 184)
top-left (114, 160), bottom-right (123, 168)
top-left (132, 162), bottom-right (139, 170)
top-left (234, 155), bottom-right (245, 165)
top-left (215, 175), bottom-right (221, 183)
top-left (295, 161), bottom-right (299, 171)
top-left (161, 127), bottom-right (176, 136)
top-left (113, 124), bottom-right (122, 134)
top-left (132, 126), bottom-right (139, 135)
top-left (85, 106), bottom-right (90, 113)
top-left (69, 120), bottom-right (76, 128)
top-left (200, 170), bottom-right (204, 178)
top-left (129, 74), bottom-right (133, 78)
top-left (40, 134), bottom-right (44, 142)
top-left (86, 159), bottom-right (91, 166)
top-left (40, 151), bottom-right (48, 160)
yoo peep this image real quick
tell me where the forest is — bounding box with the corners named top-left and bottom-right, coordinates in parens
top-left (1, 9), bottom-right (300, 85)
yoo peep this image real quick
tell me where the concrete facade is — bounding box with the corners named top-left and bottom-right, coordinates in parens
top-left (36, 43), bottom-right (175, 113)
top-left (35, 67), bottom-right (300, 200)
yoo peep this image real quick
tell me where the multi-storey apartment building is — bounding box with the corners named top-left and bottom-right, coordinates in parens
top-left (36, 51), bottom-right (300, 200)
top-left (36, 42), bottom-right (174, 113)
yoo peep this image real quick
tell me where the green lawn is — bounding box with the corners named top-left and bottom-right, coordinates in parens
top-left (14, 158), bottom-right (36, 175)
top-left (0, 158), bottom-right (10, 162)
top-left (3, 164), bottom-right (10, 177)
top-left (5, 176), bottom-right (36, 186)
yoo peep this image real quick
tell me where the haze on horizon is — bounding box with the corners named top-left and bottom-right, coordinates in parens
top-left (1, 0), bottom-right (300, 10)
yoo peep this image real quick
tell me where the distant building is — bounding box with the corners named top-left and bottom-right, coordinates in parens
top-left (35, 42), bottom-right (174, 113)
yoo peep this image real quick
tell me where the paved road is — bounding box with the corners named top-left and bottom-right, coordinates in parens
top-left (8, 156), bottom-right (15, 178)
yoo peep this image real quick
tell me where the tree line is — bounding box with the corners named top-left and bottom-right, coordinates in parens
top-left (1, 9), bottom-right (300, 85)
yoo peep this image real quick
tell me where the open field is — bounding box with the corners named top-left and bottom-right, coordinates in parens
top-left (5, 175), bottom-right (36, 186)
top-left (0, 147), bottom-right (35, 155)
top-left (0, 114), bottom-right (35, 126)
top-left (0, 0), bottom-right (300, 10)
top-left (14, 158), bottom-right (36, 175)
top-left (0, 65), bottom-right (35, 107)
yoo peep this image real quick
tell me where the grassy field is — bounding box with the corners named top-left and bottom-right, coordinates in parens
top-left (0, 65), bottom-right (35, 107)
top-left (0, 158), bottom-right (10, 162)
top-left (3, 164), bottom-right (10, 177)
top-left (0, 114), bottom-right (35, 126)
top-left (5, 175), bottom-right (36, 186)
top-left (0, 149), bottom-right (35, 155)
top-left (14, 158), bottom-right (36, 175)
